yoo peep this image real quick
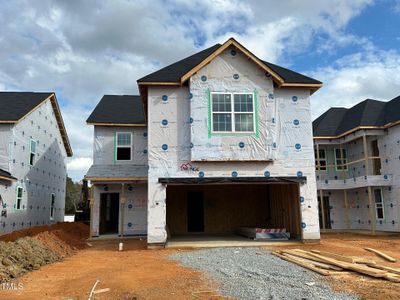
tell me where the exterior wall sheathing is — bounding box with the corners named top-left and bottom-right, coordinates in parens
top-left (147, 47), bottom-right (319, 244)
top-left (0, 99), bottom-right (68, 235)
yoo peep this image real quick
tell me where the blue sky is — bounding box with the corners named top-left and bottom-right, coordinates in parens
top-left (1, 0), bottom-right (400, 181)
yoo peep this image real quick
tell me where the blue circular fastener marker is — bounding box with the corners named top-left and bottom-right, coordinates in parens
top-left (239, 142), bottom-right (245, 148)
top-left (189, 117), bottom-right (193, 124)
top-left (162, 144), bottom-right (168, 151)
top-left (201, 75), bottom-right (207, 82)
top-left (162, 95), bottom-right (168, 101)
top-left (199, 171), bottom-right (205, 178)
top-left (300, 196), bottom-right (305, 203)
top-left (230, 49), bottom-right (237, 56)
top-left (264, 171), bottom-right (270, 177)
top-left (232, 171), bottom-right (238, 177)
top-left (143, 132), bottom-right (147, 137)
top-left (128, 222), bottom-right (132, 228)
top-left (295, 143), bottom-right (301, 150)
top-left (301, 222), bottom-right (306, 229)
top-left (161, 119), bottom-right (168, 126)
top-left (292, 96), bottom-right (298, 102)
top-left (297, 171), bottom-right (303, 177)
top-left (233, 74), bottom-right (239, 80)
top-left (128, 204), bottom-right (133, 209)
top-left (293, 119), bottom-right (299, 126)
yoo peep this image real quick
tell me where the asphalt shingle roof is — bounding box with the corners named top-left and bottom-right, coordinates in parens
top-left (138, 43), bottom-right (321, 85)
top-left (85, 164), bottom-right (148, 179)
top-left (0, 92), bottom-right (53, 121)
top-left (313, 96), bottom-right (400, 137)
top-left (0, 168), bottom-right (16, 181)
top-left (86, 95), bottom-right (145, 125)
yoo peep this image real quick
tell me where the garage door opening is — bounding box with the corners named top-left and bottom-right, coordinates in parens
top-left (166, 183), bottom-right (301, 243)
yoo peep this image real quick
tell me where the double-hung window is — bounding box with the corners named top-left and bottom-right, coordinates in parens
top-left (116, 132), bottom-right (132, 161)
top-left (15, 187), bottom-right (23, 210)
top-left (374, 188), bottom-right (384, 220)
top-left (50, 193), bottom-right (55, 220)
top-left (334, 148), bottom-right (347, 171)
top-left (29, 139), bottom-right (37, 166)
top-left (315, 148), bottom-right (327, 171)
top-left (211, 93), bottom-right (255, 133)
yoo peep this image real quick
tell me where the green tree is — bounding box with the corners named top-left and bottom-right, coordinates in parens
top-left (65, 176), bottom-right (82, 214)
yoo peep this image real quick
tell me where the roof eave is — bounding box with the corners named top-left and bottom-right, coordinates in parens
top-left (86, 122), bottom-right (147, 127)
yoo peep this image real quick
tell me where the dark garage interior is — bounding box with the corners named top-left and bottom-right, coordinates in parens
top-left (166, 183), bottom-right (301, 240)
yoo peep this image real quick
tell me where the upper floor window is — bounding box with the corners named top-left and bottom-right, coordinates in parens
top-left (50, 193), bottom-right (55, 220)
top-left (29, 139), bottom-right (37, 166)
top-left (116, 132), bottom-right (132, 161)
top-left (15, 187), bottom-right (23, 210)
top-left (374, 188), bottom-right (384, 220)
top-left (315, 148), bottom-right (327, 171)
top-left (211, 93), bottom-right (255, 133)
top-left (334, 148), bottom-right (347, 171)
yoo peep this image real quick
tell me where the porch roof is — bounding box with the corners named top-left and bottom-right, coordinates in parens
top-left (85, 164), bottom-right (148, 182)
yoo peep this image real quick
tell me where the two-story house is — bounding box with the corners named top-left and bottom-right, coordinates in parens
top-left (313, 96), bottom-right (400, 233)
top-left (0, 92), bottom-right (72, 235)
top-left (86, 38), bottom-right (322, 247)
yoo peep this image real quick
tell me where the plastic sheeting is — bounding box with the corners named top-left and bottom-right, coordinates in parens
top-left (147, 46), bottom-right (320, 244)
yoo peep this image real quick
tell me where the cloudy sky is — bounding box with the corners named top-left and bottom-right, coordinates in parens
top-left (1, 0), bottom-right (400, 181)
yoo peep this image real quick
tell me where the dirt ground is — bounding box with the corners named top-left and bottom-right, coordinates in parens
top-left (0, 227), bottom-right (399, 299)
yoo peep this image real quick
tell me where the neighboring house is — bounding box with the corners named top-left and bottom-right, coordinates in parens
top-left (313, 96), bottom-right (400, 233)
top-left (86, 38), bottom-right (322, 246)
top-left (0, 92), bottom-right (72, 235)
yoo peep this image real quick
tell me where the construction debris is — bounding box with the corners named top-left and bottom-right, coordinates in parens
top-left (364, 247), bottom-right (397, 262)
top-left (273, 249), bottom-right (400, 283)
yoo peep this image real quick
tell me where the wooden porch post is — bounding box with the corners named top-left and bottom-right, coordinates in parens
top-left (120, 183), bottom-right (126, 238)
top-left (89, 185), bottom-right (94, 239)
top-left (363, 135), bottom-right (375, 234)
top-left (344, 190), bottom-right (350, 230)
top-left (316, 143), bottom-right (326, 230)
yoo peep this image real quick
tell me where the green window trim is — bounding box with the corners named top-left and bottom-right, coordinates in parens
top-left (207, 90), bottom-right (259, 138)
top-left (29, 138), bottom-right (37, 166)
top-left (15, 186), bottom-right (23, 211)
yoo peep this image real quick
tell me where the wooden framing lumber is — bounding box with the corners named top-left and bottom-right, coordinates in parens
top-left (311, 250), bottom-right (355, 263)
top-left (282, 250), bottom-right (343, 270)
top-left (272, 252), bottom-right (330, 276)
top-left (365, 248), bottom-right (397, 262)
top-left (371, 264), bottom-right (400, 275)
top-left (280, 251), bottom-right (343, 271)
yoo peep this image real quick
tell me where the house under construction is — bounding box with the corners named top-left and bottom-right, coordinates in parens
top-left (313, 96), bottom-right (400, 233)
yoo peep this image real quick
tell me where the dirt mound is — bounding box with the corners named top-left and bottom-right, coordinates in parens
top-left (0, 222), bottom-right (89, 281)
top-left (0, 237), bottom-right (59, 280)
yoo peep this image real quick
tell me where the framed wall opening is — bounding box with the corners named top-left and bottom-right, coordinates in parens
top-left (99, 193), bottom-right (119, 235)
top-left (166, 183), bottom-right (301, 241)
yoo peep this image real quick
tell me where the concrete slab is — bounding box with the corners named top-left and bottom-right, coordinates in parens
top-left (166, 234), bottom-right (302, 249)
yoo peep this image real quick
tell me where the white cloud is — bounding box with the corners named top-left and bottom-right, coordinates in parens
top-left (311, 48), bottom-right (400, 118)
top-left (0, 0), bottom-right (388, 181)
top-left (67, 157), bottom-right (93, 172)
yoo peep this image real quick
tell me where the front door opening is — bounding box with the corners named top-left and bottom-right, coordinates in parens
top-left (187, 191), bottom-right (204, 232)
top-left (99, 193), bottom-right (119, 234)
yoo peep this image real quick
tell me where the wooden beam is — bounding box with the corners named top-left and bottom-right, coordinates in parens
top-left (272, 252), bottom-right (331, 276)
top-left (344, 190), bottom-right (350, 229)
top-left (365, 247), bottom-right (397, 262)
top-left (367, 186), bottom-right (376, 235)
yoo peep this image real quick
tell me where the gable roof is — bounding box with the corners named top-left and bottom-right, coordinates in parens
top-left (313, 96), bottom-right (400, 138)
top-left (0, 168), bottom-right (17, 182)
top-left (86, 95), bottom-right (146, 126)
top-left (138, 38), bottom-right (322, 89)
top-left (0, 92), bottom-right (72, 157)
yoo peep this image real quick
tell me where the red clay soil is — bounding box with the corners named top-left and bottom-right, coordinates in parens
top-left (0, 222), bottom-right (89, 258)
top-left (265, 232), bottom-right (400, 300)
top-left (0, 239), bottom-right (222, 300)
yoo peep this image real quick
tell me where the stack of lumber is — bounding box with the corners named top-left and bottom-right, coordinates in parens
top-left (272, 248), bottom-right (400, 283)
